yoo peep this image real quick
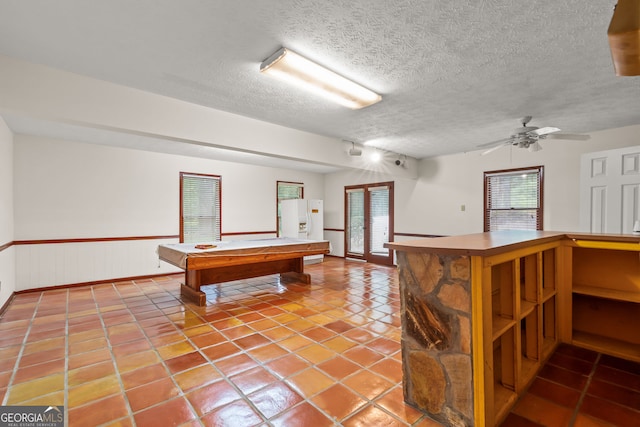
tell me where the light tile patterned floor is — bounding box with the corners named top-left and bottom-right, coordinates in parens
top-left (0, 258), bottom-right (442, 426)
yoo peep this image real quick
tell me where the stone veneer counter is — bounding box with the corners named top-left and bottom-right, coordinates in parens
top-left (386, 230), bottom-right (640, 426)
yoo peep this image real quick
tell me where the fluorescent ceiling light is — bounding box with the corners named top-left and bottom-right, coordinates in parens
top-left (260, 47), bottom-right (382, 109)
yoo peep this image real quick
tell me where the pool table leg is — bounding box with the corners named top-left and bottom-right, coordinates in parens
top-left (182, 270), bottom-right (207, 306)
top-left (280, 271), bottom-right (311, 284)
top-left (280, 257), bottom-right (311, 284)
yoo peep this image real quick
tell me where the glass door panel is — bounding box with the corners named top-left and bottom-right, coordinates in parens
top-left (346, 188), bottom-right (365, 256)
top-left (369, 186), bottom-right (390, 257)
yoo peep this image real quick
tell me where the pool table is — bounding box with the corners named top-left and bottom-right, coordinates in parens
top-left (158, 237), bottom-right (331, 305)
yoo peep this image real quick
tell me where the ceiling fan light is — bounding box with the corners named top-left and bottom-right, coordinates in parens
top-left (478, 116), bottom-right (588, 155)
top-left (260, 47), bottom-right (382, 109)
top-left (608, 0), bottom-right (640, 76)
top-left (528, 142), bottom-right (542, 152)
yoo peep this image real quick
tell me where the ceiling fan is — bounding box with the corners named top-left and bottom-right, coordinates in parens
top-left (478, 116), bottom-right (590, 155)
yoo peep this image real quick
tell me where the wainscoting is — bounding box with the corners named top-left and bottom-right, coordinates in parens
top-left (14, 237), bottom-right (181, 291)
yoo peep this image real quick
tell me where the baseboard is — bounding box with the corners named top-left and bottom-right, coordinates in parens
top-left (0, 292), bottom-right (16, 318)
top-left (14, 272), bottom-right (184, 295)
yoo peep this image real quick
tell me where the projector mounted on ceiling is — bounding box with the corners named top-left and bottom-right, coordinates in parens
top-left (347, 141), bottom-right (362, 156)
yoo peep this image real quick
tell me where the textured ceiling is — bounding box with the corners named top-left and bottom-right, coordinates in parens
top-left (0, 0), bottom-right (638, 163)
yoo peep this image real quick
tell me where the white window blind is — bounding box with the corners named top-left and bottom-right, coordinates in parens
top-left (346, 188), bottom-right (365, 255)
top-left (368, 186), bottom-right (390, 255)
top-left (277, 182), bottom-right (303, 201)
top-left (485, 167), bottom-right (543, 231)
top-left (181, 173), bottom-right (221, 243)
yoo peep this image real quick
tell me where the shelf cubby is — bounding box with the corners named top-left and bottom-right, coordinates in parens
top-left (570, 244), bottom-right (640, 363)
top-left (520, 254), bottom-right (539, 304)
top-left (520, 310), bottom-right (540, 387)
top-left (491, 261), bottom-right (515, 340)
top-left (541, 296), bottom-right (557, 359)
top-left (541, 248), bottom-right (556, 299)
top-left (572, 294), bottom-right (640, 356)
top-left (493, 326), bottom-right (518, 423)
top-left (572, 247), bottom-right (640, 294)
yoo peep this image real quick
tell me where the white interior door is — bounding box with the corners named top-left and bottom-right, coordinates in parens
top-left (580, 145), bottom-right (640, 233)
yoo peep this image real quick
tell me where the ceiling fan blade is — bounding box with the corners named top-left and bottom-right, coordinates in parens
top-left (546, 133), bottom-right (591, 141)
top-left (477, 137), bottom-right (514, 148)
top-left (530, 126), bottom-right (560, 136)
top-left (481, 144), bottom-right (507, 156)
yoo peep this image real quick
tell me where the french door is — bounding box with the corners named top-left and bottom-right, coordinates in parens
top-left (345, 181), bottom-right (394, 265)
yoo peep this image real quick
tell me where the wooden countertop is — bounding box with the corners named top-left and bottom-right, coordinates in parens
top-left (385, 230), bottom-right (640, 256)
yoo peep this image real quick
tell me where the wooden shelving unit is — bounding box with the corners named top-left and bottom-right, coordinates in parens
top-left (388, 231), bottom-right (640, 426)
top-left (483, 244), bottom-right (559, 426)
top-left (570, 243), bottom-right (640, 363)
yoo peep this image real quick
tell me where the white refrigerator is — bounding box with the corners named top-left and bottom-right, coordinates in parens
top-left (281, 199), bottom-right (324, 264)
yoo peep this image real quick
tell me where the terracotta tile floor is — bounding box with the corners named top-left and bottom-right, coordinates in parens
top-left (0, 257), bottom-right (638, 426)
top-left (501, 344), bottom-right (640, 427)
top-left (0, 258), bottom-right (437, 426)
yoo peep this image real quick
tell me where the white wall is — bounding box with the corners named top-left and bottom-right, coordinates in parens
top-left (0, 117), bottom-right (15, 308)
top-left (7, 124), bottom-right (640, 288)
top-left (9, 123), bottom-right (640, 288)
top-left (324, 125), bottom-right (640, 255)
top-left (13, 134), bottom-right (324, 290)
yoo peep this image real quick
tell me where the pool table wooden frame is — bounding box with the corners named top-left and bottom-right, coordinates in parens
top-left (158, 238), bottom-right (330, 305)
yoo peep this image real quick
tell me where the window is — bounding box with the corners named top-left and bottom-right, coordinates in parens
top-left (484, 166), bottom-right (543, 231)
top-left (180, 172), bottom-right (221, 243)
top-left (277, 181), bottom-right (303, 236)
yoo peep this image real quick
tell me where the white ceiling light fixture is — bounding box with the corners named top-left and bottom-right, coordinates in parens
top-left (260, 47), bottom-right (382, 109)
